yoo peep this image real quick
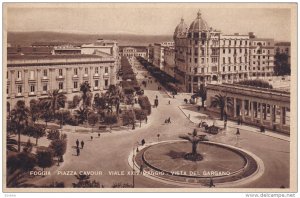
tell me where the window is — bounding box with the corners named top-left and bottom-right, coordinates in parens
top-left (59, 82), bottom-right (63, 90)
top-left (228, 66), bottom-right (231, 72)
top-left (17, 71), bottom-right (22, 80)
top-left (228, 57), bottom-right (231, 63)
top-left (234, 57), bottom-right (236, 63)
top-left (74, 68), bottom-right (78, 76)
top-left (229, 49), bottom-right (231, 54)
top-left (223, 49), bottom-right (225, 54)
top-left (74, 82), bottom-right (78, 89)
top-left (95, 80), bottom-right (99, 87)
top-left (195, 58), bottom-right (197, 63)
top-left (7, 86), bottom-right (9, 94)
top-left (234, 66), bottom-right (236, 71)
top-left (223, 57), bottom-right (225, 64)
top-left (268, 50), bottom-right (270, 54)
top-left (229, 40), bottom-right (231, 45)
top-left (43, 69), bottom-right (47, 77)
top-left (17, 85), bottom-right (22, 94)
top-left (7, 71), bottom-right (8, 79)
top-left (245, 41), bottom-right (248, 45)
top-left (239, 66), bottom-right (242, 70)
top-left (43, 84), bottom-right (47, 92)
top-left (240, 48), bottom-right (242, 53)
top-left (223, 67), bottom-right (225, 72)
top-left (245, 57), bottom-right (247, 62)
top-left (105, 67), bottom-right (108, 73)
top-left (105, 79), bottom-right (108, 87)
top-left (239, 57), bottom-right (242, 63)
top-left (30, 85), bottom-right (35, 93)
top-left (240, 40), bottom-right (242, 45)
top-left (95, 67), bottom-right (99, 74)
top-left (30, 71), bottom-right (35, 80)
top-left (59, 69), bottom-right (63, 76)
top-left (85, 68), bottom-right (88, 75)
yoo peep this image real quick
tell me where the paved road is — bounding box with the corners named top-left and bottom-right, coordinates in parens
top-left (30, 58), bottom-right (290, 188)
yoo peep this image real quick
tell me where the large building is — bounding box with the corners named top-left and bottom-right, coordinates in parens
top-left (173, 11), bottom-right (275, 92)
top-left (6, 39), bottom-right (120, 110)
top-left (163, 46), bottom-right (175, 77)
top-left (153, 41), bottom-right (174, 70)
top-left (119, 46), bottom-right (148, 59)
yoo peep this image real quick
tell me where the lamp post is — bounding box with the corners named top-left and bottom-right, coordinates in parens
top-left (132, 146), bottom-right (135, 188)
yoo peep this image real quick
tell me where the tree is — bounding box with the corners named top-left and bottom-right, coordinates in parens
top-left (24, 124), bottom-right (46, 146)
top-left (179, 129), bottom-right (207, 161)
top-left (274, 52), bottom-right (291, 76)
top-left (104, 114), bottom-right (118, 130)
top-left (49, 139), bottom-right (67, 165)
top-left (47, 129), bottom-right (60, 140)
top-left (36, 147), bottom-right (53, 171)
top-left (72, 174), bottom-right (104, 188)
top-left (29, 99), bottom-right (40, 123)
top-left (10, 100), bottom-right (30, 152)
top-left (40, 89), bottom-right (66, 118)
top-left (134, 109), bottom-right (147, 127)
top-left (40, 110), bottom-right (52, 127)
top-left (7, 152), bottom-right (36, 174)
top-left (197, 84), bottom-right (207, 107)
top-left (210, 94), bottom-right (232, 120)
top-left (75, 107), bottom-right (90, 124)
top-left (80, 82), bottom-right (91, 108)
top-left (7, 134), bottom-right (18, 152)
top-left (88, 113), bottom-right (99, 132)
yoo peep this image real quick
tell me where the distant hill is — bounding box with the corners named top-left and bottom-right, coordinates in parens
top-left (7, 31), bottom-right (173, 47)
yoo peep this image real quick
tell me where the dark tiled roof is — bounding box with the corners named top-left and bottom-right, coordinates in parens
top-left (275, 42), bottom-right (291, 46)
top-left (7, 47), bottom-right (53, 55)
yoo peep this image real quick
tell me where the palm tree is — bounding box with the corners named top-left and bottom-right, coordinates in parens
top-left (10, 101), bottom-right (29, 152)
top-left (210, 94), bottom-right (232, 120)
top-left (40, 89), bottom-right (66, 117)
top-left (29, 99), bottom-right (40, 123)
top-left (197, 84), bottom-right (207, 108)
top-left (75, 107), bottom-right (90, 124)
top-left (179, 129), bottom-right (206, 159)
top-left (80, 82), bottom-right (91, 108)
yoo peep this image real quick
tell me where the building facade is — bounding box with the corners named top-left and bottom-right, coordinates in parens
top-left (173, 11), bottom-right (275, 93)
top-left (163, 46), bottom-right (175, 77)
top-left (206, 83), bottom-right (290, 134)
top-left (249, 37), bottom-right (275, 77)
top-left (119, 46), bottom-right (148, 59)
top-left (6, 55), bottom-right (117, 110)
top-left (153, 41), bottom-right (174, 70)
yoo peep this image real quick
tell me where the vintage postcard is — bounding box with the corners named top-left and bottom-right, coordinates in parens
top-left (2, 3), bottom-right (297, 193)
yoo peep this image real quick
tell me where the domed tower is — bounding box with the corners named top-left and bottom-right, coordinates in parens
top-left (186, 10), bottom-right (220, 93)
top-left (173, 18), bottom-right (188, 40)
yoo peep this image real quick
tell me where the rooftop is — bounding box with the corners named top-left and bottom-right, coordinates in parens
top-left (7, 54), bottom-right (105, 61)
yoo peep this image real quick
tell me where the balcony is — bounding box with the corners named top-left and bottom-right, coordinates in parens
top-left (56, 76), bottom-right (65, 81)
top-left (72, 75), bottom-right (79, 80)
top-left (28, 78), bottom-right (36, 83)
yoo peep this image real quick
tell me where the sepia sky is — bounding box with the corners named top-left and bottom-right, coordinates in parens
top-left (6, 3), bottom-right (292, 41)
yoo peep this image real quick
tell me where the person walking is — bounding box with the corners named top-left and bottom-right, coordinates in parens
top-left (168, 117), bottom-right (171, 123)
top-left (76, 147), bottom-right (80, 156)
top-left (209, 177), bottom-right (215, 188)
top-left (81, 140), bottom-right (84, 149)
top-left (139, 164), bottom-right (144, 174)
top-left (98, 133), bottom-right (101, 138)
top-left (145, 116), bottom-right (148, 124)
top-left (224, 120), bottom-right (227, 129)
top-left (91, 136), bottom-right (93, 141)
top-left (168, 100), bottom-right (170, 105)
top-left (76, 139), bottom-right (79, 148)
top-left (236, 128), bottom-right (240, 135)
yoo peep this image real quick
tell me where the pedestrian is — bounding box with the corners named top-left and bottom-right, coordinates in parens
top-left (156, 95), bottom-right (158, 99)
top-left (209, 177), bottom-right (215, 188)
top-left (236, 128), bottom-right (240, 135)
top-left (173, 95), bottom-right (175, 99)
top-left (141, 139), bottom-right (145, 146)
top-left (145, 116), bottom-right (148, 123)
top-left (98, 133), bottom-right (100, 138)
top-left (76, 147), bottom-right (80, 156)
top-left (91, 136), bottom-right (93, 141)
top-left (168, 100), bottom-right (170, 105)
top-left (81, 140), bottom-right (84, 149)
top-left (224, 120), bottom-right (227, 129)
top-left (139, 164), bottom-right (144, 174)
top-left (76, 139), bottom-right (79, 148)
top-left (188, 114), bottom-right (190, 119)
top-left (168, 117), bottom-right (171, 123)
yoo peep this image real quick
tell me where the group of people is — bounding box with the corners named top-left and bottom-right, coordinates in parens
top-left (75, 139), bottom-right (85, 156)
top-left (165, 117), bottom-right (171, 124)
top-left (75, 133), bottom-right (101, 156)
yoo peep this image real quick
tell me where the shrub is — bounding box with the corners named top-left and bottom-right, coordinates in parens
top-left (36, 146), bottom-right (54, 171)
top-left (237, 79), bottom-right (273, 89)
top-left (103, 114), bottom-right (118, 125)
top-left (47, 129), bottom-right (60, 140)
top-left (138, 96), bottom-right (151, 115)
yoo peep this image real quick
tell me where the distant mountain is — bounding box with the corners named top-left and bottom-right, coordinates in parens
top-left (7, 31), bottom-right (173, 47)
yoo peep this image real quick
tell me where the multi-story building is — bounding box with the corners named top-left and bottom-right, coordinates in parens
top-left (52, 45), bottom-right (82, 55)
top-left (249, 36), bottom-right (275, 77)
top-left (163, 46), bottom-right (175, 77)
top-left (153, 41), bottom-right (174, 70)
top-left (173, 11), bottom-right (275, 92)
top-left (6, 54), bottom-right (117, 110)
top-left (147, 44), bottom-right (154, 63)
top-left (119, 46), bottom-right (148, 59)
top-left (275, 42), bottom-right (291, 64)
